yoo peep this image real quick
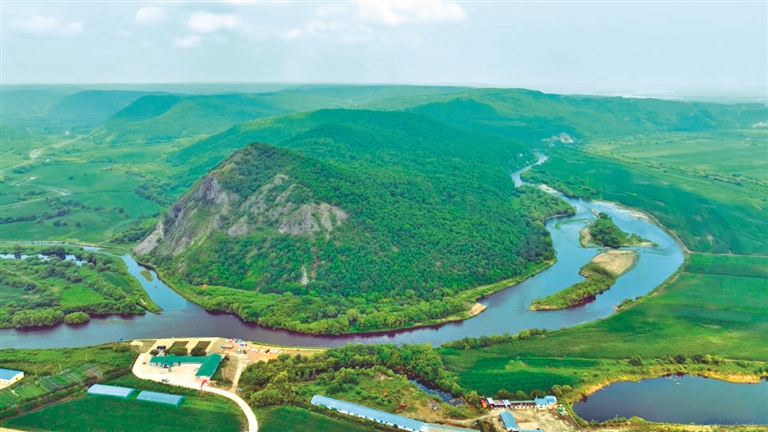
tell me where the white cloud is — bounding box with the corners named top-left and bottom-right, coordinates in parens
top-left (188, 12), bottom-right (241, 33)
top-left (173, 35), bottom-right (203, 48)
top-left (356, 1), bottom-right (465, 26)
top-left (135, 7), bottom-right (164, 24)
top-left (10, 15), bottom-right (85, 34)
top-left (67, 22), bottom-right (85, 33)
top-left (282, 28), bottom-right (302, 39)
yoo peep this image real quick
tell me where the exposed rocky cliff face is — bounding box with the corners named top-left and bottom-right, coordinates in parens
top-left (134, 154), bottom-right (347, 258)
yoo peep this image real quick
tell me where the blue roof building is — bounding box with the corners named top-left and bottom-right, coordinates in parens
top-left (0, 368), bottom-right (24, 388)
top-left (0, 368), bottom-right (23, 381)
top-left (311, 395), bottom-right (428, 432)
top-left (500, 411), bottom-right (519, 431)
top-left (534, 395), bottom-right (557, 408)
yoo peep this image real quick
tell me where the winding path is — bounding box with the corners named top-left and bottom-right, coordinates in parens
top-left (202, 385), bottom-right (258, 432)
top-left (132, 353), bottom-right (257, 432)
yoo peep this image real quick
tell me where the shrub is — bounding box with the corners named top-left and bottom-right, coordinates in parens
top-left (168, 346), bottom-right (188, 356)
top-left (64, 312), bottom-right (90, 324)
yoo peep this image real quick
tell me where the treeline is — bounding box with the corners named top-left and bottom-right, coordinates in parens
top-left (239, 344), bottom-right (473, 408)
top-left (441, 329), bottom-right (551, 351)
top-left (530, 262), bottom-right (616, 310)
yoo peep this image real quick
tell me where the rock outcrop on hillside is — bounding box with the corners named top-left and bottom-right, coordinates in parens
top-left (134, 153), bottom-right (347, 258)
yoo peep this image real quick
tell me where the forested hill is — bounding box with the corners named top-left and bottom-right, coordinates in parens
top-left (168, 109), bottom-right (535, 186)
top-left (136, 112), bottom-right (570, 334)
top-left (402, 89), bottom-right (768, 140)
top-left (168, 90), bottom-right (768, 182)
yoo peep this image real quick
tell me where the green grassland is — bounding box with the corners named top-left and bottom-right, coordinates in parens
top-left (441, 253), bottom-right (768, 367)
top-left (257, 406), bottom-right (384, 432)
top-left (0, 245), bottom-right (160, 328)
top-left (587, 129), bottom-right (768, 180)
top-left (4, 394), bottom-right (243, 432)
top-left (439, 255), bottom-right (768, 403)
top-left (523, 146), bottom-right (768, 254)
top-left (0, 139), bottom-right (188, 244)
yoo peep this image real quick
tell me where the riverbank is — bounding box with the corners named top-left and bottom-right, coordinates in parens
top-left (529, 255), bottom-right (632, 311)
top-left (141, 256), bottom-right (557, 335)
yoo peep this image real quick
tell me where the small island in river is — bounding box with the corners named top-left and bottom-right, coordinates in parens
top-left (530, 250), bottom-right (638, 311)
top-left (580, 211), bottom-right (655, 248)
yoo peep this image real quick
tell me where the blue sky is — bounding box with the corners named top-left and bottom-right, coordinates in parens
top-left (2, 1), bottom-right (766, 96)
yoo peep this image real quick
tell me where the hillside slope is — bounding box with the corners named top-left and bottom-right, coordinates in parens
top-left (136, 112), bottom-right (567, 334)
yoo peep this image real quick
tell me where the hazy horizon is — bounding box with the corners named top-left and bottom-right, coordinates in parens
top-left (2, 1), bottom-right (766, 99)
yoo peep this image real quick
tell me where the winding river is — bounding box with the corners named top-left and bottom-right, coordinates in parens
top-left (0, 153), bottom-right (685, 349)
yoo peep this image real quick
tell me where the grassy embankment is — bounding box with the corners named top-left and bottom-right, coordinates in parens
top-left (530, 251), bottom-right (636, 310)
top-left (0, 245), bottom-right (160, 329)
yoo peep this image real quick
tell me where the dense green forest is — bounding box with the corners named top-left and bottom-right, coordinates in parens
top-left (139, 111), bottom-right (570, 333)
top-left (0, 246), bottom-right (157, 329)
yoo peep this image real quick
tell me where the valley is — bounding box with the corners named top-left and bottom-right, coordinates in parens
top-left (1, 85), bottom-right (766, 431)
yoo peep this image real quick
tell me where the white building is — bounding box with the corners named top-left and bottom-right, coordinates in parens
top-left (0, 368), bottom-right (24, 388)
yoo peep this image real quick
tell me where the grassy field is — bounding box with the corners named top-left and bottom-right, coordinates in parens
top-left (587, 130), bottom-right (768, 180)
top-left (441, 253), bottom-right (768, 368)
top-left (0, 139), bottom-right (189, 244)
top-left (257, 406), bottom-right (382, 432)
top-left (4, 395), bottom-right (243, 432)
top-left (524, 146), bottom-right (768, 254)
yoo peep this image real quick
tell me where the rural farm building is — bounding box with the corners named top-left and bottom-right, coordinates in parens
top-left (311, 395), bottom-right (474, 432)
top-left (149, 354), bottom-right (222, 379)
top-left (0, 368), bottom-right (24, 388)
top-left (534, 395), bottom-right (557, 408)
top-left (136, 391), bottom-right (184, 407)
top-left (87, 384), bottom-right (135, 399)
top-left (312, 395), bottom-right (427, 431)
top-left (500, 411), bottom-right (519, 431)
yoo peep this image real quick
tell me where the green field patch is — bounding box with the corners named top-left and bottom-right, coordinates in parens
top-left (5, 396), bottom-right (243, 432)
top-left (59, 286), bottom-right (105, 306)
top-left (257, 406), bottom-right (376, 432)
top-left (457, 370), bottom-right (581, 396)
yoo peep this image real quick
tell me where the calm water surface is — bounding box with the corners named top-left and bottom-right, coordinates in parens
top-left (0, 153), bottom-right (685, 349)
top-left (573, 375), bottom-right (768, 425)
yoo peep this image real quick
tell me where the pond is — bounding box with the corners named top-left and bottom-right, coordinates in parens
top-left (573, 375), bottom-right (768, 425)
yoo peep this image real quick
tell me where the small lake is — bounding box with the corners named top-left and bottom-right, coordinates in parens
top-left (573, 375), bottom-right (768, 425)
top-left (0, 153), bottom-right (685, 349)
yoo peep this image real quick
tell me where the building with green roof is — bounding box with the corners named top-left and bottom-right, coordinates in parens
top-left (149, 354), bottom-right (222, 379)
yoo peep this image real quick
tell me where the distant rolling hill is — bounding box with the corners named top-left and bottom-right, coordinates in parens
top-left (136, 110), bottom-right (566, 334)
top-left (84, 85), bottom-right (469, 146)
top-left (169, 88), bottom-right (768, 185)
